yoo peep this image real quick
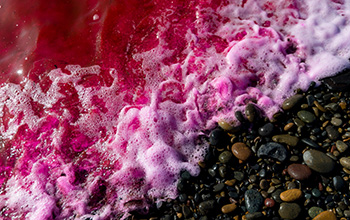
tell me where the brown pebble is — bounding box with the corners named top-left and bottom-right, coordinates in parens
top-left (314, 101), bottom-right (327, 112)
top-left (287, 164), bottom-right (312, 180)
top-left (313, 210), bottom-right (337, 220)
top-left (221, 203), bottom-right (237, 214)
top-left (284, 122), bottom-right (294, 131)
top-left (339, 102), bottom-right (347, 110)
top-left (280, 189), bottom-right (302, 202)
top-left (340, 157), bottom-right (350, 169)
top-left (231, 142), bottom-right (252, 161)
top-left (225, 179), bottom-right (237, 186)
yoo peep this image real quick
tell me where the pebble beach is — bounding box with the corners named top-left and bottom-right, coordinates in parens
top-left (130, 73), bottom-right (350, 220)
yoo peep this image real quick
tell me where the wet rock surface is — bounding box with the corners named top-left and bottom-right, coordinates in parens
top-left (130, 78), bottom-right (350, 220)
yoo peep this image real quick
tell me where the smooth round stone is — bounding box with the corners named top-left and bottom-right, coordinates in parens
top-left (231, 142), bottom-right (252, 161)
top-left (257, 142), bottom-right (288, 162)
top-left (331, 117), bottom-right (343, 126)
top-left (234, 171), bottom-right (245, 181)
top-left (221, 203), bottom-right (237, 214)
top-left (287, 163), bottom-right (312, 180)
top-left (213, 183), bottom-right (225, 192)
top-left (209, 128), bottom-right (226, 146)
top-left (336, 140), bottom-right (348, 153)
top-left (278, 203), bottom-right (301, 219)
top-left (259, 179), bottom-right (269, 190)
top-left (303, 149), bottom-right (335, 173)
top-left (264, 198), bottom-right (275, 208)
top-left (198, 200), bottom-right (215, 215)
top-left (258, 123), bottom-right (274, 136)
top-left (333, 176), bottom-right (345, 191)
top-left (272, 134), bottom-right (299, 147)
top-left (340, 157), bottom-right (350, 169)
top-left (313, 210), bottom-right (337, 220)
top-left (219, 151), bottom-right (233, 163)
top-left (311, 188), bottom-right (321, 198)
top-left (308, 207), bottom-right (324, 218)
top-left (245, 212), bottom-right (264, 220)
top-left (280, 189), bottom-right (302, 202)
top-left (271, 189), bottom-right (284, 203)
top-left (282, 94), bottom-right (303, 111)
top-left (297, 110), bottom-right (316, 123)
top-left (244, 189), bottom-right (264, 213)
top-left (325, 125), bottom-right (340, 140)
top-left (245, 103), bottom-right (257, 123)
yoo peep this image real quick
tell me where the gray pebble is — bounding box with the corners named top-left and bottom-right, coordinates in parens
top-left (244, 189), bottom-right (264, 213)
top-left (219, 151), bottom-right (232, 163)
top-left (340, 157), bottom-right (350, 169)
top-left (326, 125), bottom-right (340, 140)
top-left (198, 200), bottom-right (215, 215)
top-left (282, 94), bottom-right (303, 111)
top-left (257, 142), bottom-right (288, 162)
top-left (308, 206), bottom-right (323, 218)
top-left (278, 203), bottom-right (301, 219)
top-left (297, 110), bottom-right (316, 123)
top-left (333, 176), bottom-right (345, 191)
top-left (303, 149), bottom-right (335, 173)
top-left (336, 140), bottom-right (348, 153)
top-left (331, 117), bottom-right (343, 126)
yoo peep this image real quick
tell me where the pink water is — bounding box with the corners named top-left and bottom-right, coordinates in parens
top-left (1, 0), bottom-right (350, 219)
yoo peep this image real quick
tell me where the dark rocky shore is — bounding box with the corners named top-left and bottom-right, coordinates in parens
top-left (129, 70), bottom-right (350, 220)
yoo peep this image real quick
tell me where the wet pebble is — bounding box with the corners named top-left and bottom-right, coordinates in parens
top-left (257, 142), bottom-right (288, 162)
top-left (308, 206), bottom-right (324, 218)
top-left (313, 210), bottom-right (337, 220)
top-left (210, 128), bottom-right (226, 146)
top-left (278, 203), bottom-right (301, 219)
top-left (287, 163), bottom-right (312, 180)
top-left (282, 94), bottom-right (303, 110)
top-left (280, 189), bottom-right (302, 202)
top-left (258, 123), bottom-right (274, 136)
top-left (264, 198), bottom-right (275, 208)
top-left (219, 151), bottom-right (233, 163)
top-left (245, 212), bottom-right (264, 220)
top-left (325, 125), bottom-right (340, 140)
top-left (331, 117), bottom-right (343, 126)
top-left (272, 134), bottom-right (299, 147)
top-left (303, 149), bottom-right (335, 173)
top-left (198, 200), bottom-right (215, 215)
top-left (244, 189), bottom-right (264, 213)
top-left (231, 142), bottom-right (252, 161)
top-left (333, 176), bottom-right (345, 191)
top-left (245, 103), bottom-right (257, 123)
top-left (336, 140), bottom-right (348, 153)
top-left (297, 110), bottom-right (316, 123)
top-left (340, 157), bottom-right (350, 169)
top-left (221, 203), bottom-right (237, 214)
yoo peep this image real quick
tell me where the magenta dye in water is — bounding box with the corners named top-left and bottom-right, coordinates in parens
top-left (0, 0), bottom-right (350, 219)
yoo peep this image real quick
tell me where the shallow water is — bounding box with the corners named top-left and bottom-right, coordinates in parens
top-left (0, 0), bottom-right (350, 219)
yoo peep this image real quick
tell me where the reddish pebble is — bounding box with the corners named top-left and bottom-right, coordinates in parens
top-left (264, 198), bottom-right (275, 208)
top-left (287, 163), bottom-right (312, 180)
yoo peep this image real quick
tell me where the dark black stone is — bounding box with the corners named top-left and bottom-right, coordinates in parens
top-left (209, 128), bottom-right (227, 146)
top-left (178, 194), bottom-right (188, 203)
top-left (257, 142), bottom-right (288, 162)
top-left (333, 176), bottom-right (345, 191)
top-left (244, 189), bottom-right (264, 213)
top-left (301, 138), bottom-right (320, 149)
top-left (198, 200), bottom-right (216, 215)
top-left (258, 123), bottom-right (274, 136)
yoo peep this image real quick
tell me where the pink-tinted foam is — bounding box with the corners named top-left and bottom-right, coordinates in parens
top-left (0, 0), bottom-right (350, 219)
